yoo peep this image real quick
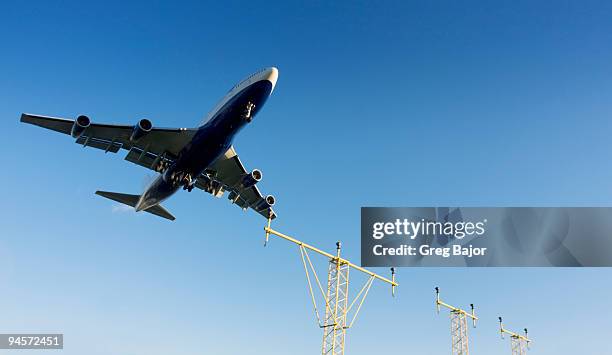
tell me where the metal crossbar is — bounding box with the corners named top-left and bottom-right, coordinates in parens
top-left (499, 317), bottom-right (531, 355)
top-left (264, 219), bottom-right (398, 355)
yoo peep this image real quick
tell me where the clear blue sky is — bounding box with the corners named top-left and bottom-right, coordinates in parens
top-left (1, 1), bottom-right (611, 354)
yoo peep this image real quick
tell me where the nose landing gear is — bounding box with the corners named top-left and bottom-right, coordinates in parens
top-left (243, 102), bottom-right (256, 122)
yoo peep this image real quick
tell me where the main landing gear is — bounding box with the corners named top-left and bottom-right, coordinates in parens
top-left (173, 172), bottom-right (194, 192)
top-left (182, 175), bottom-right (195, 192)
top-left (154, 159), bottom-right (169, 173)
top-left (156, 160), bottom-right (195, 192)
top-left (165, 170), bottom-right (194, 192)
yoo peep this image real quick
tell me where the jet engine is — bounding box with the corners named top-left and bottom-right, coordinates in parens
top-left (240, 169), bottom-right (262, 188)
top-left (265, 195), bottom-right (276, 206)
top-left (130, 118), bottom-right (153, 142)
top-left (255, 194), bottom-right (276, 211)
top-left (71, 115), bottom-right (91, 138)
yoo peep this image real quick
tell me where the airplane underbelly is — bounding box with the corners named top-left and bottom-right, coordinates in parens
top-left (179, 134), bottom-right (231, 175)
top-left (194, 143), bottom-right (230, 174)
top-left (139, 176), bottom-right (179, 210)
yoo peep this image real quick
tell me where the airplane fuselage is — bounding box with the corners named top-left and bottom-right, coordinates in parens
top-left (135, 67), bottom-right (278, 211)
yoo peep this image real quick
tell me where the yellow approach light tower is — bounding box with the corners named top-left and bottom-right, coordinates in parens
top-left (435, 287), bottom-right (478, 355)
top-left (499, 317), bottom-right (531, 355)
top-left (264, 218), bottom-right (398, 355)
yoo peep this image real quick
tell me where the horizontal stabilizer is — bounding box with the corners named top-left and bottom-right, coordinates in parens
top-left (95, 190), bottom-right (139, 207)
top-left (144, 203), bottom-right (176, 221)
top-left (95, 190), bottom-right (176, 221)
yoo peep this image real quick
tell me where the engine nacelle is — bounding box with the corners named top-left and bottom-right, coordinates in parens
top-left (256, 194), bottom-right (276, 211)
top-left (71, 115), bottom-right (91, 138)
top-left (240, 169), bottom-right (262, 188)
top-left (130, 118), bottom-right (153, 142)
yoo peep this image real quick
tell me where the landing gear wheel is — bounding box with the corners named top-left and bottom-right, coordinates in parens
top-left (171, 172), bottom-right (184, 187)
top-left (243, 102), bottom-right (256, 122)
top-left (156, 160), bottom-right (168, 173)
top-left (180, 173), bottom-right (193, 191)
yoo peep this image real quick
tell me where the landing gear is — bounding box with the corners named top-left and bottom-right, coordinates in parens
top-left (155, 160), bottom-right (169, 173)
top-left (165, 168), bottom-right (195, 191)
top-left (181, 173), bottom-right (195, 192)
top-left (243, 101), bottom-right (256, 122)
top-left (171, 171), bottom-right (183, 186)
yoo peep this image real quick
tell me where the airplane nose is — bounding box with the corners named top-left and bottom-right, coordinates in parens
top-left (265, 67), bottom-right (279, 91)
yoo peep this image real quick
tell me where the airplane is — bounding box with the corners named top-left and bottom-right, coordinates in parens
top-left (20, 67), bottom-right (279, 221)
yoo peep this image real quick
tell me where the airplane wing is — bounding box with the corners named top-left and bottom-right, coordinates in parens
top-left (20, 113), bottom-right (197, 169)
top-left (195, 146), bottom-right (277, 220)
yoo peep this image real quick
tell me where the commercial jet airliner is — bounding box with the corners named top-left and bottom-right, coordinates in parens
top-left (20, 67), bottom-right (279, 221)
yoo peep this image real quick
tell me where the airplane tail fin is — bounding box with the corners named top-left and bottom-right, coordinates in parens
top-left (95, 190), bottom-right (176, 221)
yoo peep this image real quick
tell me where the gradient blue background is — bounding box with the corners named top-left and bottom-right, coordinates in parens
top-left (1, 1), bottom-right (611, 354)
